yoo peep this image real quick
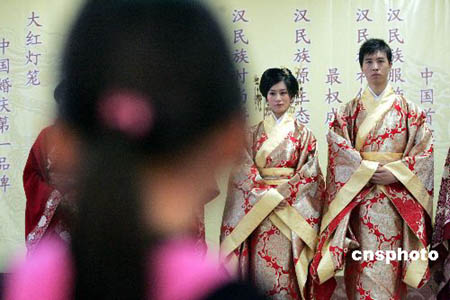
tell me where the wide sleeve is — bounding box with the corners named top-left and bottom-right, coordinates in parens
top-left (220, 124), bottom-right (279, 256)
top-left (310, 102), bottom-right (379, 290)
top-left (320, 102), bottom-right (379, 237)
top-left (23, 128), bottom-right (56, 238)
top-left (383, 101), bottom-right (434, 220)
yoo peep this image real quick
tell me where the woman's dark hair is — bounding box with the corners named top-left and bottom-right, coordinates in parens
top-left (358, 38), bottom-right (392, 67)
top-left (53, 80), bottom-right (66, 104)
top-left (61, 0), bottom-right (242, 299)
top-left (259, 68), bottom-right (299, 99)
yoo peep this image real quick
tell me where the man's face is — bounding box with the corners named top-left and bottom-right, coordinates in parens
top-left (361, 51), bottom-right (392, 87)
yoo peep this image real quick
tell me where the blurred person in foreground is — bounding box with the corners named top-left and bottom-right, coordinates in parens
top-left (5, 1), bottom-right (266, 299)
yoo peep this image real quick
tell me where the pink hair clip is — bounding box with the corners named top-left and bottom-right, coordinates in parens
top-left (97, 90), bottom-right (154, 138)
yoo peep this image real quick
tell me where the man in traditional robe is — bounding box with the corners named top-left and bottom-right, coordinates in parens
top-left (310, 39), bottom-right (434, 300)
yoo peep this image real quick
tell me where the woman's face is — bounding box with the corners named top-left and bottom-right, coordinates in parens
top-left (266, 81), bottom-right (291, 118)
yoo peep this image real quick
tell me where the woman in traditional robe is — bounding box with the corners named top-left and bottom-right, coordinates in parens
top-left (432, 147), bottom-right (450, 299)
top-left (221, 68), bottom-right (325, 300)
top-left (23, 82), bottom-right (77, 253)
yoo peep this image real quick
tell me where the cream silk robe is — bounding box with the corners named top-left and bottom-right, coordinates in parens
top-left (221, 113), bottom-right (325, 300)
top-left (310, 86), bottom-right (434, 300)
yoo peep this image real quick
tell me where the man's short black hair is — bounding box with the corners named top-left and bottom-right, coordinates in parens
top-left (358, 39), bottom-right (392, 67)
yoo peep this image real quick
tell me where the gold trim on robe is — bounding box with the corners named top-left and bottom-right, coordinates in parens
top-left (320, 160), bottom-right (379, 234)
top-left (220, 188), bottom-right (285, 258)
top-left (254, 114), bottom-right (295, 168)
top-left (355, 87), bottom-right (396, 151)
top-left (383, 161), bottom-right (432, 217)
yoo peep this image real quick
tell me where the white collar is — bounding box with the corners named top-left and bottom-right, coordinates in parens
top-left (368, 85), bottom-right (388, 101)
top-left (272, 111), bottom-right (287, 125)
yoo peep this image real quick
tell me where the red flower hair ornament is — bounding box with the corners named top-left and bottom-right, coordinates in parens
top-left (97, 90), bottom-right (154, 138)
